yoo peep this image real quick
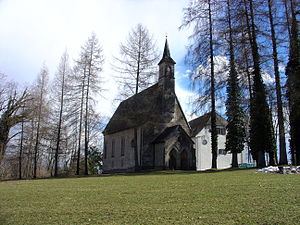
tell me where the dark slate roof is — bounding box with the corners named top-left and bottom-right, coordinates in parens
top-left (103, 84), bottom-right (163, 135)
top-left (189, 112), bottom-right (228, 137)
top-left (158, 38), bottom-right (176, 65)
top-left (152, 125), bottom-right (193, 144)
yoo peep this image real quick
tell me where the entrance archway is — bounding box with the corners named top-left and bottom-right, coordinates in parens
top-left (181, 150), bottom-right (188, 170)
top-left (169, 149), bottom-right (177, 170)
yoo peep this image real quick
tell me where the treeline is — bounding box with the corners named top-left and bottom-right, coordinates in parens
top-left (0, 33), bottom-right (105, 179)
top-left (0, 0), bottom-right (299, 178)
top-left (0, 24), bottom-right (160, 179)
top-left (181, 0), bottom-right (299, 167)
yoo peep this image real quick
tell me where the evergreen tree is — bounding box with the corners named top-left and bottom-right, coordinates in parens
top-left (241, 0), bottom-right (277, 167)
top-left (286, 0), bottom-right (300, 165)
top-left (225, 0), bottom-right (246, 168)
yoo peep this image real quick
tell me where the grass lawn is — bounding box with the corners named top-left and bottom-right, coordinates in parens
top-left (0, 169), bottom-right (299, 225)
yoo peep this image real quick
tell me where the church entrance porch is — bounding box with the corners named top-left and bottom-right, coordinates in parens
top-left (153, 125), bottom-right (196, 170)
top-left (169, 149), bottom-right (177, 170)
top-left (167, 148), bottom-right (188, 170)
top-left (180, 150), bottom-right (188, 170)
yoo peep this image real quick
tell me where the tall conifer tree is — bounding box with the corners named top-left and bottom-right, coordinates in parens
top-left (225, 0), bottom-right (245, 168)
top-left (286, 0), bottom-right (300, 165)
top-left (244, 0), bottom-right (277, 167)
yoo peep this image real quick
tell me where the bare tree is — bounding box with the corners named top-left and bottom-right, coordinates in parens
top-left (32, 65), bottom-right (49, 178)
top-left (267, 0), bottom-right (288, 165)
top-left (52, 50), bottom-right (71, 177)
top-left (181, 0), bottom-right (222, 169)
top-left (113, 23), bottom-right (159, 101)
top-left (0, 76), bottom-right (28, 165)
top-left (74, 33), bottom-right (104, 175)
top-left (18, 105), bottom-right (25, 179)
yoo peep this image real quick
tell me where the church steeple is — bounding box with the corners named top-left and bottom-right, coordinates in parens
top-left (158, 38), bottom-right (176, 65)
top-left (158, 38), bottom-right (176, 83)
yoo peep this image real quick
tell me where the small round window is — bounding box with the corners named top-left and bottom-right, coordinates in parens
top-left (202, 139), bottom-right (207, 145)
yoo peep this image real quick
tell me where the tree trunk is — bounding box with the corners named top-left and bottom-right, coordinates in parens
top-left (256, 151), bottom-right (266, 168)
top-left (0, 141), bottom-right (7, 165)
top-left (33, 117), bottom-right (41, 179)
top-left (208, 0), bottom-right (217, 169)
top-left (268, 150), bottom-right (277, 166)
top-left (19, 118), bottom-right (24, 179)
top-left (76, 67), bottom-right (87, 175)
top-left (286, 0), bottom-right (300, 165)
top-left (85, 61), bottom-right (92, 176)
top-left (267, 0), bottom-right (288, 165)
top-left (283, 0), bottom-right (292, 42)
top-left (54, 62), bottom-right (66, 177)
top-left (0, 116), bottom-right (9, 164)
top-left (232, 152), bottom-right (238, 168)
top-left (133, 30), bottom-right (142, 171)
top-left (33, 84), bottom-right (44, 179)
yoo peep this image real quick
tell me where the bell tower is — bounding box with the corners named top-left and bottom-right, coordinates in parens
top-left (158, 38), bottom-right (176, 91)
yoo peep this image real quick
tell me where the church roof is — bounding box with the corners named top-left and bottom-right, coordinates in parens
top-left (103, 84), bottom-right (163, 135)
top-left (189, 112), bottom-right (228, 137)
top-left (158, 38), bottom-right (176, 65)
top-left (152, 125), bottom-right (193, 144)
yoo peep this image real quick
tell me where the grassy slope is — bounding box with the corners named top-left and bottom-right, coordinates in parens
top-left (0, 170), bottom-right (299, 225)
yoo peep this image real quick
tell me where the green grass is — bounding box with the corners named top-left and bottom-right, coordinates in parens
top-left (0, 170), bottom-right (299, 225)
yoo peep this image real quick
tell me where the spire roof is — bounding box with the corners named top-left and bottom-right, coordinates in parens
top-left (158, 37), bottom-right (176, 65)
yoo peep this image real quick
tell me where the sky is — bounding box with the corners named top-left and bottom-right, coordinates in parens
top-left (0, 0), bottom-right (196, 120)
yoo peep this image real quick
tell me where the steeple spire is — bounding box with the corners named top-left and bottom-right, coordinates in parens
top-left (158, 37), bottom-right (176, 65)
top-left (163, 38), bottom-right (171, 58)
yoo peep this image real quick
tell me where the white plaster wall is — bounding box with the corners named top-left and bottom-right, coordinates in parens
top-left (194, 126), bottom-right (247, 171)
top-left (103, 128), bottom-right (136, 171)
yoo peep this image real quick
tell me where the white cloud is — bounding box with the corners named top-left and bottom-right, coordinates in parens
top-left (195, 55), bottom-right (229, 83)
top-left (279, 65), bottom-right (285, 72)
top-left (261, 70), bottom-right (275, 83)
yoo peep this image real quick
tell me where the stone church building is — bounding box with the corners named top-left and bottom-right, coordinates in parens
top-left (102, 39), bottom-right (196, 172)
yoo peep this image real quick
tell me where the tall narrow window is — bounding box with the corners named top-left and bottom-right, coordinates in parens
top-left (121, 137), bottom-right (125, 156)
top-left (104, 140), bottom-right (107, 159)
top-left (216, 127), bottom-right (226, 135)
top-left (111, 139), bottom-right (115, 158)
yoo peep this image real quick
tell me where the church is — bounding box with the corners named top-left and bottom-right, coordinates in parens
top-left (102, 39), bottom-right (196, 172)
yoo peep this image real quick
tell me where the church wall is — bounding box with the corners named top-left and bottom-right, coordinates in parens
top-left (139, 124), bottom-right (156, 169)
top-left (103, 128), bottom-right (136, 172)
top-left (154, 143), bottom-right (164, 169)
top-left (171, 99), bottom-right (190, 134)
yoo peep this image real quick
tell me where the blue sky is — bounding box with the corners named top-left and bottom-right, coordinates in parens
top-left (0, 0), bottom-right (196, 119)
